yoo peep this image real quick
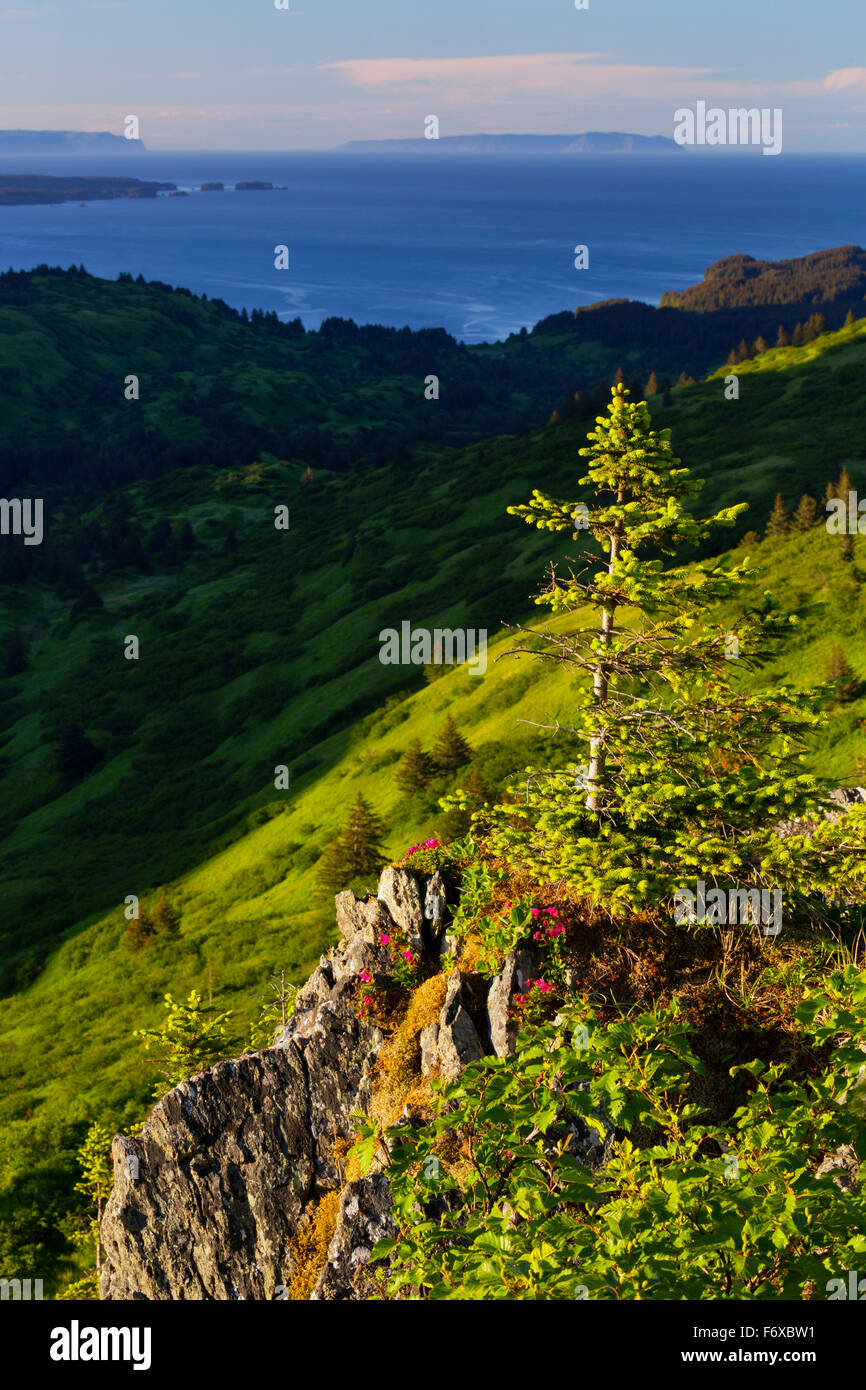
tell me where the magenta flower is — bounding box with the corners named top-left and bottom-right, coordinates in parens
top-left (358, 970), bottom-right (372, 983)
top-left (379, 933), bottom-right (391, 945)
top-left (531, 908), bottom-right (540, 918)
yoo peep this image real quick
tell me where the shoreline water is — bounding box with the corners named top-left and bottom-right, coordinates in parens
top-left (0, 152), bottom-right (863, 343)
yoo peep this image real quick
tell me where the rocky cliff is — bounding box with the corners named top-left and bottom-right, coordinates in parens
top-left (99, 865), bottom-right (536, 1301)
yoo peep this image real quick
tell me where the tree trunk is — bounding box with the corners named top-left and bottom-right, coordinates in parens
top-left (585, 490), bottom-right (623, 813)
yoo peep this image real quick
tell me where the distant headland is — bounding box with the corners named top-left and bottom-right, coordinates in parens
top-left (340, 132), bottom-right (678, 154)
top-left (0, 130), bottom-right (145, 154)
top-left (0, 175), bottom-right (174, 207)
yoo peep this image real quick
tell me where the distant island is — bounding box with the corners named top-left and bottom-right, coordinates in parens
top-left (0, 175), bottom-right (175, 207)
top-left (340, 132), bottom-right (678, 154)
top-left (0, 129), bottom-right (145, 154)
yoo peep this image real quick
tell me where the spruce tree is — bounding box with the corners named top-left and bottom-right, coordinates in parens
top-left (124, 907), bottom-right (156, 952)
top-left (317, 794), bottom-right (386, 891)
top-left (152, 895), bottom-right (181, 935)
top-left (432, 715), bottom-right (472, 773)
top-left (753, 336), bottom-right (769, 355)
top-left (70, 1121), bottom-right (113, 1291)
top-left (438, 765), bottom-right (492, 841)
top-left (836, 467), bottom-right (854, 503)
top-left (775, 325), bottom-right (791, 348)
top-left (644, 371), bottom-right (660, 397)
top-left (825, 644), bottom-right (861, 704)
top-left (765, 493), bottom-right (791, 537)
top-left (134, 991), bottom-right (234, 1101)
top-left (488, 384), bottom-right (863, 914)
top-left (791, 494), bottom-right (819, 531)
top-left (396, 738), bottom-right (435, 795)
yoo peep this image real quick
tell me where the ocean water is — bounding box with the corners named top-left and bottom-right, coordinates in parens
top-left (0, 151), bottom-right (863, 343)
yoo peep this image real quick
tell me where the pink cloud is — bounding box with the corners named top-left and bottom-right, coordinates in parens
top-left (824, 67), bottom-right (866, 92)
top-left (322, 53), bottom-right (711, 99)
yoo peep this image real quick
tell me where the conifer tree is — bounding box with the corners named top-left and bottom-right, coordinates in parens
top-left (151, 895), bottom-right (181, 936)
top-left (396, 738), bottom-right (435, 795)
top-left (438, 764), bottom-right (491, 841)
top-left (317, 793), bottom-right (386, 891)
top-left (66, 1121), bottom-right (113, 1294)
top-left (487, 384), bottom-right (864, 914)
top-left (775, 324), bottom-right (791, 348)
top-left (134, 991), bottom-right (235, 1101)
top-left (753, 336), bottom-right (769, 355)
top-left (675, 372), bottom-right (695, 389)
top-left (644, 371), bottom-right (660, 397)
top-left (432, 715), bottom-right (473, 773)
top-left (791, 494), bottom-right (819, 531)
top-left (836, 467), bottom-right (854, 503)
top-left (844, 309), bottom-right (856, 328)
top-left (124, 906), bottom-right (156, 952)
top-left (765, 493), bottom-right (791, 537)
top-left (825, 644), bottom-right (861, 704)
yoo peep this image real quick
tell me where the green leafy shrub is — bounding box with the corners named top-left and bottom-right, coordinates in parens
top-left (361, 968), bottom-right (866, 1300)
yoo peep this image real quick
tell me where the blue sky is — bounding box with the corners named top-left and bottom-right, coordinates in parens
top-left (0, 0), bottom-right (863, 149)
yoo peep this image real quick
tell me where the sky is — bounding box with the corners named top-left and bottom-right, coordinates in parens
top-left (0, 0), bottom-right (863, 150)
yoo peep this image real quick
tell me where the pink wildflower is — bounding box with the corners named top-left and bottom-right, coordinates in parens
top-left (358, 970), bottom-right (372, 983)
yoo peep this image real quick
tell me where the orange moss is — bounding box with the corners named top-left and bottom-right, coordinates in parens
top-left (371, 972), bottom-right (447, 1127)
top-left (287, 1189), bottom-right (341, 1301)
